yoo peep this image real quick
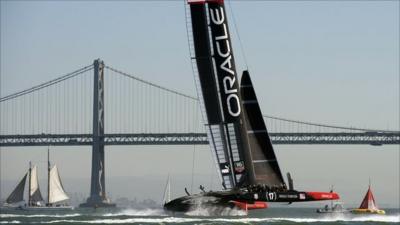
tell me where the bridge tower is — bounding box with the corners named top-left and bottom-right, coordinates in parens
top-left (80, 59), bottom-right (115, 208)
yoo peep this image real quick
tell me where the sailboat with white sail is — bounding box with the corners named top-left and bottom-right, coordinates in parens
top-left (162, 175), bottom-right (171, 205)
top-left (3, 149), bottom-right (73, 210)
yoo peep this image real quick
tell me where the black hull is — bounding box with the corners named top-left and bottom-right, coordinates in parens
top-left (164, 195), bottom-right (236, 212)
top-left (164, 189), bottom-right (339, 212)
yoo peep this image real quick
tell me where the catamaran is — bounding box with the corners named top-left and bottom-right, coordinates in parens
top-left (164, 0), bottom-right (340, 212)
top-left (3, 149), bottom-right (73, 210)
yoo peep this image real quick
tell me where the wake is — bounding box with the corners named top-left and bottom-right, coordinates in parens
top-left (184, 205), bottom-right (247, 216)
top-left (0, 213), bottom-right (81, 218)
top-left (102, 208), bottom-right (167, 217)
top-left (6, 215), bottom-right (398, 224)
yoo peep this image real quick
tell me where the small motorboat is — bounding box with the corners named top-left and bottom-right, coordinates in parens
top-left (316, 202), bottom-right (347, 213)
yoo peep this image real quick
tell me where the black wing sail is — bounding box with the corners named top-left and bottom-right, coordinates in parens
top-left (188, 0), bottom-right (247, 189)
top-left (240, 71), bottom-right (286, 186)
top-left (6, 172), bottom-right (28, 204)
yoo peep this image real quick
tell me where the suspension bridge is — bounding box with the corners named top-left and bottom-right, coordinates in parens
top-left (1, 60), bottom-right (398, 147)
top-left (1, 59), bottom-right (399, 207)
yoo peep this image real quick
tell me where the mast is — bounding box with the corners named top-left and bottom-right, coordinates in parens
top-left (47, 147), bottom-right (50, 206)
top-left (28, 161), bottom-right (32, 206)
top-left (187, 0), bottom-right (247, 190)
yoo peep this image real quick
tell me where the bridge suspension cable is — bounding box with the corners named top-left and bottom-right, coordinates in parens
top-left (105, 65), bottom-right (197, 101)
top-left (0, 64), bottom-right (93, 102)
top-left (262, 115), bottom-right (397, 133)
top-left (0, 65), bottom-right (94, 135)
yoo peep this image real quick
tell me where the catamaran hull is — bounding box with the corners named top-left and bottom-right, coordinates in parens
top-left (164, 196), bottom-right (237, 212)
top-left (164, 190), bottom-right (339, 212)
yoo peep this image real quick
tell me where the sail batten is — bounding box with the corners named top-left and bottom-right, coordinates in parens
top-left (48, 165), bottom-right (69, 204)
top-left (6, 173), bottom-right (28, 204)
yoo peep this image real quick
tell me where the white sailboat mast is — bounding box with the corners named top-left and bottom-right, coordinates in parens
top-left (28, 161), bottom-right (32, 206)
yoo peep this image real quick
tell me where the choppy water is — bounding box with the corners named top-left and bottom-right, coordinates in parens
top-left (0, 207), bottom-right (399, 224)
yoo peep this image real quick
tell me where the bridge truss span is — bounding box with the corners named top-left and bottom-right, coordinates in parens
top-left (1, 132), bottom-right (398, 147)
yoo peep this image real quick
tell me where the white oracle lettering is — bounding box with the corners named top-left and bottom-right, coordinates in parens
top-left (215, 23), bottom-right (228, 41)
top-left (268, 192), bottom-right (276, 201)
top-left (220, 55), bottom-right (235, 75)
top-left (216, 39), bottom-right (231, 58)
top-left (210, 6), bottom-right (225, 25)
top-left (223, 76), bottom-right (237, 94)
top-left (227, 94), bottom-right (241, 117)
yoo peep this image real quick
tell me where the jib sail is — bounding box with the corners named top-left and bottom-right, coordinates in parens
top-left (6, 172), bottom-right (27, 204)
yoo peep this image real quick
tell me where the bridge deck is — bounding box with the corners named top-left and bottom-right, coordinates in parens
top-left (1, 132), bottom-right (399, 147)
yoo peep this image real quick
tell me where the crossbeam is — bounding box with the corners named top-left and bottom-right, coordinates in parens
top-left (1, 132), bottom-right (398, 147)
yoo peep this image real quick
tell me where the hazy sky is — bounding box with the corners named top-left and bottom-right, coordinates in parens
top-left (0, 1), bottom-right (399, 207)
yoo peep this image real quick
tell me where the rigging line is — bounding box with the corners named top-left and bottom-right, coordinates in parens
top-left (149, 84), bottom-right (152, 132)
top-left (65, 78), bottom-right (69, 134)
top-left (82, 72), bottom-right (89, 133)
top-left (75, 75), bottom-right (79, 134)
top-left (119, 73), bottom-right (122, 133)
top-left (158, 85), bottom-right (161, 132)
top-left (57, 83), bottom-right (65, 132)
top-left (133, 78), bottom-right (136, 133)
top-left (64, 79), bottom-right (66, 134)
top-left (145, 82), bottom-right (148, 132)
top-left (227, 0), bottom-right (249, 70)
top-left (0, 65), bottom-right (93, 102)
top-left (12, 100), bottom-right (15, 134)
top-left (53, 83), bottom-right (56, 134)
top-left (7, 100), bottom-right (9, 133)
top-left (31, 91), bottom-right (34, 134)
top-left (81, 71), bottom-right (85, 133)
top-left (123, 75), bottom-right (126, 133)
top-left (19, 97), bottom-right (21, 134)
